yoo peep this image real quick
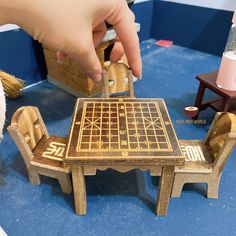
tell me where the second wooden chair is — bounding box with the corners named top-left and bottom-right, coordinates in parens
top-left (8, 106), bottom-right (72, 193)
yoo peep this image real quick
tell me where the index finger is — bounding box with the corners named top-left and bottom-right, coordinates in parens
top-left (106, 1), bottom-right (142, 78)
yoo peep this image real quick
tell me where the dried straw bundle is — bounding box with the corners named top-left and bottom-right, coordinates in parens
top-left (0, 71), bottom-right (24, 99)
top-left (0, 79), bottom-right (6, 139)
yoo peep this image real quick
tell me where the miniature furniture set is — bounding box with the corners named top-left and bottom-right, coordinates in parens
top-left (7, 50), bottom-right (236, 217)
top-left (194, 71), bottom-right (236, 118)
top-left (65, 98), bottom-right (184, 216)
top-left (8, 103), bottom-right (236, 216)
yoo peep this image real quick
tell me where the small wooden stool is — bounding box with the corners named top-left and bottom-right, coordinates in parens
top-left (194, 71), bottom-right (236, 119)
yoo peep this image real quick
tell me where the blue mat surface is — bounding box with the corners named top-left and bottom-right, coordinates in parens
top-left (1, 40), bottom-right (236, 236)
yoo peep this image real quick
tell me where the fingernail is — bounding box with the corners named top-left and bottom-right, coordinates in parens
top-left (138, 76), bottom-right (142, 80)
top-left (91, 73), bottom-right (102, 83)
top-left (57, 59), bottom-right (63, 64)
top-left (95, 81), bottom-right (103, 87)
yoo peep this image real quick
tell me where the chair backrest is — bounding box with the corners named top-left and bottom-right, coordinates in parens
top-left (205, 112), bottom-right (236, 171)
top-left (103, 62), bottom-right (134, 98)
top-left (7, 106), bottom-right (49, 166)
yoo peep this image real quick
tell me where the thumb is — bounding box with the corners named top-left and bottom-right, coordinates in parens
top-left (70, 31), bottom-right (103, 83)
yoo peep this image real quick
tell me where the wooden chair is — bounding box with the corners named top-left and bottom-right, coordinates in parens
top-left (172, 112), bottom-right (236, 199)
top-left (103, 62), bottom-right (134, 98)
top-left (7, 106), bottom-right (72, 193)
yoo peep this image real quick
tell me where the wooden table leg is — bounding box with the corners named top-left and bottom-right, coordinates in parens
top-left (195, 82), bottom-right (206, 107)
top-left (221, 98), bottom-right (231, 112)
top-left (156, 166), bottom-right (175, 216)
top-left (71, 166), bottom-right (87, 215)
top-left (194, 83), bottom-right (206, 119)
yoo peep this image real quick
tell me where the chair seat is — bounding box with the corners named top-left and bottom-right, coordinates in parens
top-left (175, 140), bottom-right (214, 173)
top-left (33, 136), bottom-right (67, 168)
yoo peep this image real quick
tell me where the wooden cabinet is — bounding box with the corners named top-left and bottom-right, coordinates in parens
top-left (43, 45), bottom-right (105, 97)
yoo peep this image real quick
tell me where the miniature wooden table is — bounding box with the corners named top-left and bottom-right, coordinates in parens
top-left (194, 71), bottom-right (236, 118)
top-left (65, 98), bottom-right (184, 216)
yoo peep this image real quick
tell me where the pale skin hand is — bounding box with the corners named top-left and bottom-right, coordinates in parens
top-left (0, 0), bottom-right (142, 82)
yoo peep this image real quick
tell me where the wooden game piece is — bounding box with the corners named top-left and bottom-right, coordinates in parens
top-left (7, 106), bottom-right (72, 193)
top-left (65, 98), bottom-right (184, 216)
top-left (171, 112), bottom-right (236, 198)
top-left (103, 62), bottom-right (135, 98)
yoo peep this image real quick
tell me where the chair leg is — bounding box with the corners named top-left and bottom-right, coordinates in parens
top-left (58, 174), bottom-right (72, 194)
top-left (171, 175), bottom-right (185, 198)
top-left (207, 179), bottom-right (220, 199)
top-left (28, 170), bottom-right (41, 185)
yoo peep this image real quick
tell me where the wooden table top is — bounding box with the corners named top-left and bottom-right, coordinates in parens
top-left (196, 71), bottom-right (236, 98)
top-left (65, 98), bottom-right (184, 165)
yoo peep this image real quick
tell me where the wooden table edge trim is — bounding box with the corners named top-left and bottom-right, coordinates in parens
top-left (64, 158), bottom-right (184, 166)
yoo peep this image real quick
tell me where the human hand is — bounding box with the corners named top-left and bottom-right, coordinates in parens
top-left (0, 0), bottom-right (142, 82)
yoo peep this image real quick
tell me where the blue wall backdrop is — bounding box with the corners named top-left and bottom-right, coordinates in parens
top-left (151, 0), bottom-right (234, 56)
top-left (0, 29), bottom-right (47, 85)
top-left (131, 0), bottom-right (154, 41)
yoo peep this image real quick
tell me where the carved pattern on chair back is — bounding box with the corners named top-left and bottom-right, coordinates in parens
top-left (12, 107), bottom-right (46, 150)
top-left (205, 112), bottom-right (236, 170)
